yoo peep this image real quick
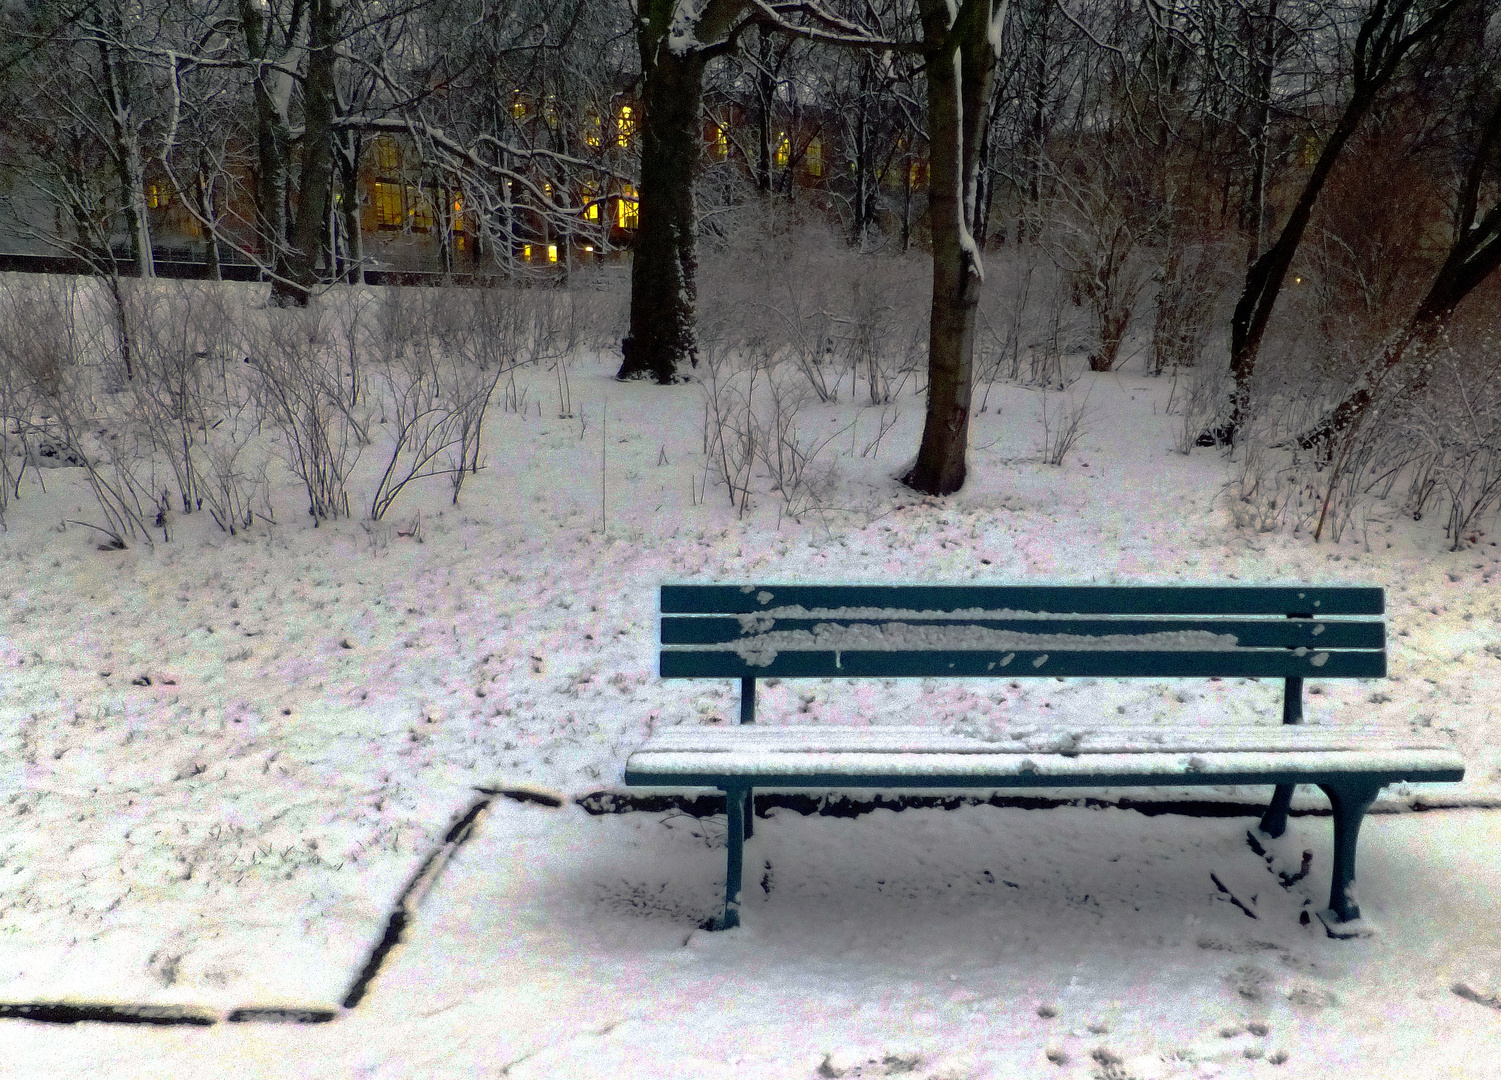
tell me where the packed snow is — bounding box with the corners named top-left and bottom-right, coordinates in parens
top-left (1, 280), bottom-right (1499, 1076)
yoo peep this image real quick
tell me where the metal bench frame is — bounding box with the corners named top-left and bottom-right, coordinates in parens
top-left (626, 584), bottom-right (1464, 931)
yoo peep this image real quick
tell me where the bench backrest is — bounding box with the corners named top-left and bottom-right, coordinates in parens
top-left (660, 584), bottom-right (1386, 685)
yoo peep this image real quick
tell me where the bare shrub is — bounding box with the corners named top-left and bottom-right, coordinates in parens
top-left (1168, 360), bottom-right (1230, 455)
top-left (699, 344), bottom-right (759, 515)
top-left (697, 344), bottom-right (844, 520)
top-left (1150, 240), bottom-right (1231, 376)
top-left (4, 278), bottom-right (157, 545)
top-left (247, 306), bottom-right (362, 522)
top-left (1037, 385), bottom-right (1091, 466)
top-left (120, 282), bottom-right (217, 514)
top-left (1392, 353), bottom-right (1501, 549)
top-left (367, 346), bottom-right (468, 521)
top-left (1041, 160), bottom-right (1158, 372)
top-left (698, 212), bottom-right (926, 407)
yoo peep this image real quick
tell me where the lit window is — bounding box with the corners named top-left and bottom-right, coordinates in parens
top-left (585, 115), bottom-right (602, 148)
top-left (407, 186), bottom-right (433, 230)
top-left (372, 181), bottom-right (403, 227)
top-left (547, 244), bottom-right (558, 263)
top-left (775, 133), bottom-right (791, 170)
top-left (522, 244), bottom-right (532, 260)
top-left (806, 138), bottom-right (823, 177)
top-left (712, 125), bottom-right (728, 159)
top-left (452, 193), bottom-right (464, 230)
top-left (544, 95), bottom-right (559, 126)
top-left (511, 91), bottom-right (527, 120)
top-left (616, 184), bottom-right (638, 229)
top-left (617, 104), bottom-right (635, 148)
top-left (146, 184), bottom-right (168, 209)
top-left (908, 159), bottom-right (926, 188)
top-left (373, 137), bottom-right (400, 175)
top-left (582, 182), bottom-right (600, 220)
top-left (456, 235), bottom-right (466, 252)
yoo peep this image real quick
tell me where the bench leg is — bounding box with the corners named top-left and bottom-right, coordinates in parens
top-left (713, 786), bottom-right (746, 930)
top-left (743, 787), bottom-right (754, 840)
top-left (1316, 780), bottom-right (1383, 926)
top-left (1259, 783), bottom-right (1296, 838)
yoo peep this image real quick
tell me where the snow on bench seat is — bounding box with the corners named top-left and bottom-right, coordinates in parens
top-left (625, 725), bottom-right (1465, 786)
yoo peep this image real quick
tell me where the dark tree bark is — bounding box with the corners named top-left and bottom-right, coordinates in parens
top-left (241, 0), bottom-right (295, 282)
top-left (1209, 0), bottom-right (1469, 445)
top-left (196, 158), bottom-right (221, 281)
top-left (619, 42), bottom-right (707, 382)
top-left (902, 0), bottom-right (1002, 496)
top-left (271, 0), bottom-right (339, 307)
top-left (1297, 88), bottom-right (1501, 450)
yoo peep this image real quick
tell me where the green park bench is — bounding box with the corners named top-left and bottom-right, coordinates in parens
top-left (624, 584), bottom-right (1464, 932)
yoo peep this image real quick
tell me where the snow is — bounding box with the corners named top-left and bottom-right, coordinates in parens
top-left (627, 747), bottom-right (1465, 782)
top-left (719, 623), bottom-right (1243, 666)
top-left (635, 723), bottom-right (1462, 755)
top-left (1, 278), bottom-right (1498, 1075)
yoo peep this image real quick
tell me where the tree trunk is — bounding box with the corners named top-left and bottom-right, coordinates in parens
top-left (1297, 93), bottom-right (1501, 452)
top-left (241, 0), bottom-right (298, 287)
top-left (197, 163), bottom-right (221, 281)
top-left (1213, 0), bottom-right (1467, 445)
top-left (902, 0), bottom-right (998, 496)
top-left (619, 46), bottom-right (706, 383)
top-left (97, 23), bottom-right (153, 279)
top-left (335, 134), bottom-right (364, 284)
top-left (271, 0), bottom-right (338, 307)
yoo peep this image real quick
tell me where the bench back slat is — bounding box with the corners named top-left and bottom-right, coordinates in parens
top-left (660, 648), bottom-right (1385, 680)
top-left (661, 584), bottom-right (1384, 617)
top-left (661, 616), bottom-right (1385, 650)
top-left (660, 583), bottom-right (1385, 682)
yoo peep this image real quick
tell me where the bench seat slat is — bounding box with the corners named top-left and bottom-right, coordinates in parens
top-left (636, 724), bottom-right (1451, 756)
top-left (625, 747), bottom-right (1465, 787)
top-left (662, 616), bottom-right (1385, 650)
top-left (662, 584), bottom-right (1385, 617)
top-left (661, 648), bottom-right (1386, 680)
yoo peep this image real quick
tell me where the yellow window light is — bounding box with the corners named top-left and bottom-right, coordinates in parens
top-left (617, 104), bottom-right (635, 148)
top-left (713, 125), bottom-right (729, 159)
top-left (547, 244), bottom-right (558, 263)
top-left (775, 133), bottom-right (791, 170)
top-left (806, 138), bottom-right (823, 177)
top-left (616, 185), bottom-right (639, 229)
top-left (582, 182), bottom-right (600, 220)
top-left (522, 244), bottom-right (532, 260)
top-left (372, 181), bottom-right (403, 227)
top-left (511, 91), bottom-right (527, 119)
top-left (586, 115), bottom-right (602, 148)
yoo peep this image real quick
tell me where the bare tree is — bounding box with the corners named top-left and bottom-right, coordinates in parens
top-left (1203, 0), bottom-right (1470, 444)
top-left (901, 0), bottom-right (1008, 496)
top-left (617, 1), bottom-right (908, 385)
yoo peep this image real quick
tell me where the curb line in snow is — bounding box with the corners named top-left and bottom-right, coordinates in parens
top-left (0, 787), bottom-right (565, 1028)
top-left (339, 785), bottom-right (564, 1010)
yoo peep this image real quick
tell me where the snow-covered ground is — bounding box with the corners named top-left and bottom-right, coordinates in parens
top-left (2, 295), bottom-right (1499, 1076)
